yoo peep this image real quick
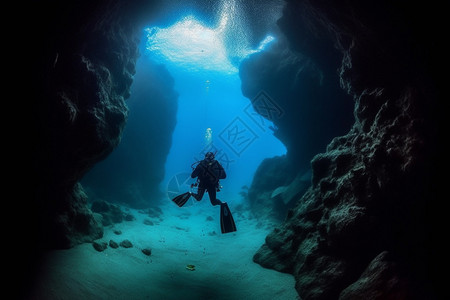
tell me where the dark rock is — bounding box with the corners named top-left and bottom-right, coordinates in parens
top-left (119, 239), bottom-right (133, 248)
top-left (340, 251), bottom-right (413, 300)
top-left (124, 214), bottom-right (135, 221)
top-left (90, 200), bottom-right (124, 226)
top-left (246, 155), bottom-right (298, 220)
top-left (92, 241), bottom-right (107, 252)
top-left (143, 219), bottom-right (154, 225)
top-left (81, 57), bottom-right (178, 209)
top-left (252, 1), bottom-right (441, 299)
top-left (141, 248), bottom-right (152, 256)
top-left (91, 201), bottom-right (110, 213)
top-left (92, 213), bottom-right (104, 226)
top-left (295, 254), bottom-right (350, 300)
top-left (240, 32), bottom-right (354, 181)
top-left (50, 183), bottom-right (103, 249)
top-left (147, 207), bottom-right (163, 218)
top-left (30, 0), bottom-right (140, 252)
top-left (109, 240), bottom-right (119, 249)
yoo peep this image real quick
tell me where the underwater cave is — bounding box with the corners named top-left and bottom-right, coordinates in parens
top-left (25, 0), bottom-right (442, 299)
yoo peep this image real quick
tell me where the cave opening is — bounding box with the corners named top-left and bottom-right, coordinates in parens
top-left (144, 14), bottom-right (286, 207)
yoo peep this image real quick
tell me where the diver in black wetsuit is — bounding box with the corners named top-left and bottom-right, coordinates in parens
top-left (190, 152), bottom-right (226, 206)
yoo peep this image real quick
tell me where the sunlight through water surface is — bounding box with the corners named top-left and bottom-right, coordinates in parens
top-left (145, 15), bottom-right (275, 74)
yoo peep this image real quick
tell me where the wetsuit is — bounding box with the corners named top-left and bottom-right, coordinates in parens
top-left (190, 158), bottom-right (226, 206)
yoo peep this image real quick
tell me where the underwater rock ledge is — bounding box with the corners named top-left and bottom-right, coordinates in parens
top-left (253, 1), bottom-right (440, 299)
top-left (254, 86), bottom-right (437, 299)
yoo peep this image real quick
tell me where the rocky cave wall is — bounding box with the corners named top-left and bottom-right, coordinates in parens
top-left (31, 0), bottom-right (158, 250)
top-left (251, 1), bottom-right (441, 299)
top-left (28, 0), bottom-right (165, 253)
top-left (25, 0), bottom-right (157, 295)
top-left (81, 53), bottom-right (178, 209)
top-left (239, 28), bottom-right (354, 221)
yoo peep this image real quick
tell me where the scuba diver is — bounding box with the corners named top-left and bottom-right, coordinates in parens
top-left (190, 151), bottom-right (226, 206)
top-left (171, 151), bottom-right (236, 233)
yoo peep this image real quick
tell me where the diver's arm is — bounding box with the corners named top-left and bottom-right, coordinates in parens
top-left (218, 162), bottom-right (226, 179)
top-left (191, 162), bottom-right (204, 178)
top-left (191, 165), bottom-right (199, 178)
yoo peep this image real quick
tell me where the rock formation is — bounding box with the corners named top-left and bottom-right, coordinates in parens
top-left (251, 1), bottom-right (441, 299)
top-left (240, 29), bottom-right (354, 221)
top-left (31, 0), bottom-right (153, 249)
top-left (25, 1), bottom-right (155, 295)
top-left (81, 54), bottom-right (178, 208)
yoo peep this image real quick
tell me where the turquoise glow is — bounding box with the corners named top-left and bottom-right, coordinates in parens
top-left (142, 15), bottom-right (285, 202)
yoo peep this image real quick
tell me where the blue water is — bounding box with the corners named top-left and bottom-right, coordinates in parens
top-left (143, 17), bottom-right (286, 204)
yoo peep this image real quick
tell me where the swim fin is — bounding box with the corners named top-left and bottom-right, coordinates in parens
top-left (172, 192), bottom-right (191, 207)
top-left (220, 202), bottom-right (237, 234)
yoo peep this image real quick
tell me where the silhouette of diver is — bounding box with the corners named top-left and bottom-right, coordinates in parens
top-left (190, 151), bottom-right (226, 206)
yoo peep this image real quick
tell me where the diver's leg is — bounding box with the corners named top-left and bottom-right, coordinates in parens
top-left (191, 187), bottom-right (205, 201)
top-left (207, 186), bottom-right (223, 206)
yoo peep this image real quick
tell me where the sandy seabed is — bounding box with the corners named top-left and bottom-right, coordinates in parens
top-left (29, 199), bottom-right (299, 300)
